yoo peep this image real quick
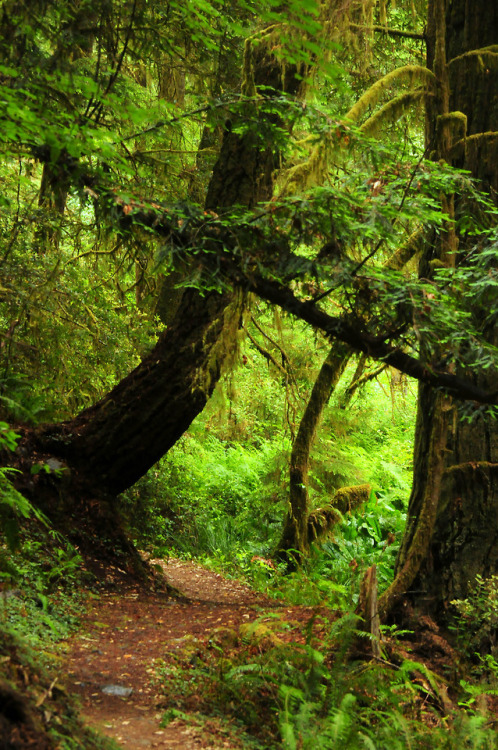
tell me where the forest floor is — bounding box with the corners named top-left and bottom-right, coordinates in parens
top-left (64, 557), bottom-right (323, 749)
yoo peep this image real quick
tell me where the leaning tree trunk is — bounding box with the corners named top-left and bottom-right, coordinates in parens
top-left (28, 287), bottom-right (244, 496)
top-left (12, 37), bottom-right (302, 555)
top-left (380, 0), bottom-right (498, 622)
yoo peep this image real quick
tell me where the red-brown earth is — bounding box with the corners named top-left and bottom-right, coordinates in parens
top-left (64, 558), bottom-right (324, 749)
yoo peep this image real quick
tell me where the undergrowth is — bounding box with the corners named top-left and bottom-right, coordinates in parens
top-left (0, 528), bottom-right (91, 651)
top-left (2, 341), bottom-right (496, 747)
top-left (0, 522), bottom-right (115, 749)
top-left (154, 612), bottom-right (498, 749)
top-left (0, 625), bottom-right (119, 750)
top-left (0, 422), bottom-right (92, 651)
top-left (0, 420), bottom-right (113, 747)
top-left (122, 362), bottom-right (414, 609)
top-left (122, 362), bottom-right (498, 747)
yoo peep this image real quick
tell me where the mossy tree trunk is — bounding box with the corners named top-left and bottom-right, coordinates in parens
top-left (275, 344), bottom-right (350, 564)
top-left (276, 221), bottom-right (422, 566)
top-left (380, 0), bottom-right (498, 622)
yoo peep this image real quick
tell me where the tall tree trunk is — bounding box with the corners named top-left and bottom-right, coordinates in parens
top-left (381, 0), bottom-right (498, 622)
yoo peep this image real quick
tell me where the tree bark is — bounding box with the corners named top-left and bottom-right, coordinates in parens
top-left (29, 287), bottom-right (244, 495)
top-left (384, 0), bottom-right (498, 622)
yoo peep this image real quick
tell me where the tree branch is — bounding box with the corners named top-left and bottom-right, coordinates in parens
top-left (22, 153), bottom-right (498, 406)
top-left (349, 23), bottom-right (426, 41)
top-left (238, 274), bottom-right (497, 405)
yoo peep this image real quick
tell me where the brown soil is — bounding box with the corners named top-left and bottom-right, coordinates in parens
top-left (64, 558), bottom-right (319, 749)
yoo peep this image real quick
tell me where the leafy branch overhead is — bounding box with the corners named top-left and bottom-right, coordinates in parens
top-left (0, 0), bottom-right (495, 562)
top-left (2, 3), bottom-right (491, 410)
top-left (29, 149), bottom-right (495, 406)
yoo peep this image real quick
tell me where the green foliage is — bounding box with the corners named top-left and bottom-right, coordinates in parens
top-left (0, 627), bottom-right (119, 750)
top-left (155, 612), bottom-right (498, 749)
top-left (451, 575), bottom-right (498, 661)
top-left (0, 0), bottom-right (248, 418)
top-left (123, 349), bottom-right (415, 609)
top-left (0, 422), bottom-right (49, 553)
top-left (123, 429), bottom-right (290, 558)
top-left (0, 0), bottom-right (496, 746)
top-left (0, 423), bottom-right (89, 648)
top-left (1, 0), bottom-right (489, 429)
top-left (0, 0), bottom-right (493, 422)
top-left (0, 525), bottom-right (89, 650)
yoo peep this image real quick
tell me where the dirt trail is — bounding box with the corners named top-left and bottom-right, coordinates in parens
top-left (64, 559), bottom-right (298, 749)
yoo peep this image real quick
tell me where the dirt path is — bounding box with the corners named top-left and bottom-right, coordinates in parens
top-left (64, 559), bottom-right (302, 749)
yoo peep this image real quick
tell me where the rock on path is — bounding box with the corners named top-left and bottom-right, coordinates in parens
top-left (64, 558), bottom-right (284, 748)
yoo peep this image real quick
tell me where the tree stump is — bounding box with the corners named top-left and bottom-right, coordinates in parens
top-left (357, 564), bottom-right (382, 658)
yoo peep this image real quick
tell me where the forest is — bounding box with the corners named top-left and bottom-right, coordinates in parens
top-left (0, 0), bottom-right (497, 747)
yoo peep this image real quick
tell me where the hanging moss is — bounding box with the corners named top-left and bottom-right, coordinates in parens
top-left (280, 65), bottom-right (435, 196)
top-left (333, 483), bottom-right (371, 514)
top-left (241, 36), bottom-right (257, 99)
top-left (307, 505), bottom-right (342, 542)
top-left (278, 132), bottom-right (333, 197)
top-left (360, 89), bottom-right (427, 137)
top-left (436, 110), bottom-right (467, 143)
top-left (384, 227), bottom-right (425, 271)
top-left (448, 45), bottom-right (498, 68)
top-left (307, 483), bottom-right (371, 542)
top-left (345, 65), bottom-right (435, 124)
top-left (450, 130), bottom-right (498, 160)
top-left (241, 25), bottom-right (281, 99)
top-left (192, 289), bottom-right (246, 396)
top-left (379, 0), bottom-right (387, 26)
